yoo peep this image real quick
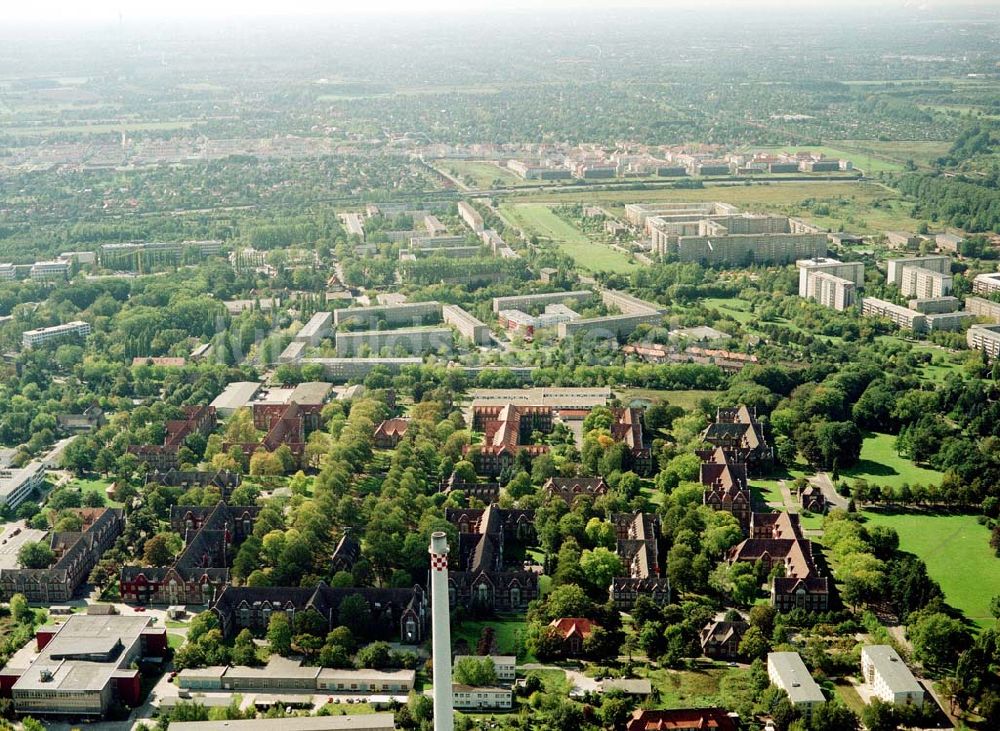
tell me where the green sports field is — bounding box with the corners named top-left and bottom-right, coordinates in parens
top-left (500, 202), bottom-right (637, 273)
top-left (861, 511), bottom-right (1000, 628)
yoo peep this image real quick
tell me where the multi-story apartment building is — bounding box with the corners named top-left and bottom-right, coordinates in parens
top-left (899, 265), bottom-right (953, 298)
top-left (0, 462), bottom-right (46, 512)
top-left (300, 356), bottom-right (423, 381)
top-left (968, 324), bottom-right (1000, 360)
top-left (452, 685), bottom-right (513, 710)
top-left (334, 327), bottom-right (454, 357)
top-left (442, 304), bottom-right (492, 346)
top-left (966, 296), bottom-right (1000, 323)
top-left (972, 272), bottom-right (1000, 296)
top-left (810, 271), bottom-right (857, 310)
top-left (333, 301), bottom-right (442, 328)
top-left (885, 255), bottom-right (950, 288)
top-left (861, 645), bottom-right (924, 708)
top-left (797, 258), bottom-right (864, 310)
top-left (457, 201), bottom-right (485, 233)
top-left (909, 296), bottom-right (961, 314)
top-left (453, 656), bottom-right (517, 685)
top-left (22, 320), bottom-right (91, 349)
top-left (491, 290), bottom-right (593, 314)
top-left (29, 260), bottom-right (70, 280)
top-left (0, 263), bottom-right (15, 280)
top-left (861, 298), bottom-right (926, 332)
top-left (295, 311), bottom-right (333, 346)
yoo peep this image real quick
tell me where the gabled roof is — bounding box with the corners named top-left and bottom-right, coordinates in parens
top-left (549, 617), bottom-right (595, 640)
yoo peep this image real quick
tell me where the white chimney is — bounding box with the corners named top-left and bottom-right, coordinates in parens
top-left (429, 531), bottom-right (454, 731)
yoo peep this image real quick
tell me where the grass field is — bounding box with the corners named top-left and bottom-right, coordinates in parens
top-left (840, 433), bottom-right (943, 489)
top-left (754, 145), bottom-right (904, 173)
top-left (861, 511), bottom-right (1000, 628)
top-left (508, 180), bottom-right (921, 235)
top-left (63, 476), bottom-right (122, 508)
top-left (618, 388), bottom-right (719, 411)
top-left (440, 160), bottom-right (533, 189)
top-left (700, 298), bottom-right (756, 324)
top-left (453, 616), bottom-right (535, 663)
top-left (833, 140), bottom-right (952, 169)
top-left (167, 633), bottom-right (185, 650)
top-left (500, 202), bottom-right (637, 273)
top-left (638, 664), bottom-right (726, 708)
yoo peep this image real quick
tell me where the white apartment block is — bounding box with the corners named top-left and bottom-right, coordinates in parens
top-left (295, 311), bottom-right (334, 346)
top-left (0, 462), bottom-right (46, 511)
top-left (812, 272), bottom-right (856, 311)
top-left (22, 320), bottom-right (92, 349)
top-left (968, 324), bottom-right (1000, 360)
top-left (965, 296), bottom-right (1000, 323)
top-left (767, 652), bottom-right (825, 718)
top-left (973, 272), bottom-right (1000, 296)
top-left (0, 264), bottom-right (14, 280)
top-left (796, 257), bottom-right (865, 297)
top-left (453, 655), bottom-right (516, 684)
top-left (452, 684), bottom-right (513, 710)
top-left (457, 201), bottom-right (485, 233)
top-left (885, 255), bottom-right (950, 288)
top-left (491, 290), bottom-right (592, 314)
top-left (899, 265), bottom-right (952, 299)
top-left (908, 296), bottom-right (961, 314)
top-left (442, 304), bottom-right (492, 346)
top-left (861, 646), bottom-right (924, 708)
top-left (861, 298), bottom-right (926, 332)
top-left (29, 260), bottom-right (70, 280)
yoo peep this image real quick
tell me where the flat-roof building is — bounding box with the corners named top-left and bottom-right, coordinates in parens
top-left (296, 311), bottom-right (334, 346)
top-left (767, 652), bottom-right (825, 717)
top-left (0, 614), bottom-right (166, 719)
top-left (797, 257), bottom-right (865, 300)
top-left (909, 296), bottom-right (961, 314)
top-left (335, 327), bottom-right (454, 357)
top-left (458, 201), bottom-right (485, 233)
top-left (22, 320), bottom-right (91, 349)
top-left (899, 265), bottom-right (952, 298)
top-left (470, 387), bottom-right (612, 409)
top-left (453, 655), bottom-right (516, 684)
top-left (966, 296), bottom-right (1000, 323)
top-left (451, 684), bottom-right (513, 710)
top-left (925, 311), bottom-right (977, 332)
top-left (442, 304), bottom-right (492, 346)
top-left (169, 716), bottom-right (397, 731)
top-left (301, 357), bottom-right (423, 381)
top-left (492, 290), bottom-right (592, 314)
top-left (968, 324), bottom-right (1000, 360)
top-left (210, 381), bottom-right (263, 418)
top-left (807, 271), bottom-right (857, 311)
top-left (886, 255), bottom-right (950, 287)
top-left (29, 260), bottom-right (70, 280)
top-left (861, 298), bottom-right (926, 332)
top-left (972, 272), bottom-right (1000, 296)
top-left (861, 645), bottom-right (924, 708)
top-left (333, 301), bottom-right (441, 329)
top-left (0, 462), bottom-right (45, 511)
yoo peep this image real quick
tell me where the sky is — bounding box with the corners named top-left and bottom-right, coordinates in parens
top-left (5, 0), bottom-right (996, 24)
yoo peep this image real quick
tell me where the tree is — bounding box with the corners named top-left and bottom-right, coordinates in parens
top-left (909, 611), bottom-right (968, 670)
top-left (231, 629), bottom-right (259, 666)
top-left (453, 656), bottom-right (497, 686)
top-left (17, 541), bottom-right (54, 569)
top-left (355, 641), bottom-right (392, 669)
top-left (338, 594), bottom-right (372, 637)
top-left (738, 625), bottom-right (769, 661)
top-left (142, 534), bottom-right (176, 567)
top-left (579, 547), bottom-right (622, 593)
top-left (861, 698), bottom-right (898, 731)
top-left (9, 593), bottom-right (30, 623)
top-left (810, 700), bottom-right (859, 731)
top-left (267, 613), bottom-right (293, 656)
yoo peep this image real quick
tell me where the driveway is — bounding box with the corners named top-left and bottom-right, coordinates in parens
top-left (812, 471), bottom-right (849, 511)
top-left (520, 663), bottom-right (599, 693)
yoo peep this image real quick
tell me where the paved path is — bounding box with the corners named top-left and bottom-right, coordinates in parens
top-left (520, 663), bottom-right (599, 693)
top-left (813, 471), bottom-right (849, 511)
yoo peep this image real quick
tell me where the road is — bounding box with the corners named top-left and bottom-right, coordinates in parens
top-left (812, 471), bottom-right (850, 511)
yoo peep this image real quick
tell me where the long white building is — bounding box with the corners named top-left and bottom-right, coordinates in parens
top-left (767, 652), bottom-right (825, 718)
top-left (972, 272), bottom-right (1000, 296)
top-left (968, 324), bottom-right (1000, 360)
top-left (885, 255), bottom-right (950, 288)
top-left (861, 646), bottom-right (924, 708)
top-left (22, 321), bottom-right (91, 349)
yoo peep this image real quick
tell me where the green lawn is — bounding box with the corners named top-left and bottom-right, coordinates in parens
top-left (638, 664), bottom-right (726, 709)
top-left (167, 633), bottom-right (185, 650)
top-left (840, 433), bottom-right (943, 490)
top-left (751, 479), bottom-right (785, 506)
top-left (453, 615), bottom-right (535, 663)
top-left (63, 476), bottom-right (122, 508)
top-left (861, 511), bottom-right (1000, 628)
top-left (440, 160), bottom-right (533, 189)
top-left (500, 202), bottom-right (637, 273)
top-left (618, 388), bottom-right (719, 411)
top-left (700, 298), bottom-right (756, 324)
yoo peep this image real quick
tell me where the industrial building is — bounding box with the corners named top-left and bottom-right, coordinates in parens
top-left (968, 324), bottom-right (1000, 360)
top-left (335, 327), bottom-right (454, 356)
top-left (767, 652), bottom-right (825, 717)
top-left (442, 304), bottom-right (492, 346)
top-left (861, 298), bottom-right (926, 332)
top-left (0, 614), bottom-right (166, 719)
top-left (860, 645), bottom-right (924, 708)
top-left (22, 320), bottom-right (91, 349)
